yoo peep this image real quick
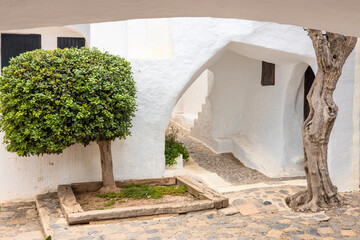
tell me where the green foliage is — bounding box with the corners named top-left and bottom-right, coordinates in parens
top-left (165, 127), bottom-right (189, 166)
top-left (0, 48), bottom-right (136, 156)
top-left (80, 201), bottom-right (89, 206)
top-left (104, 199), bottom-right (115, 207)
top-left (0, 47), bottom-right (137, 156)
top-left (45, 236), bottom-right (52, 240)
top-left (96, 184), bottom-right (187, 200)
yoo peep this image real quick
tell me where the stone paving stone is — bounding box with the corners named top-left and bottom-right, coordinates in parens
top-left (332, 233), bottom-right (343, 238)
top-left (232, 199), bottom-right (245, 206)
top-left (261, 204), bottom-right (279, 214)
top-left (269, 223), bottom-right (291, 230)
top-left (298, 234), bottom-right (321, 239)
top-left (329, 222), bottom-right (341, 232)
top-left (318, 227), bottom-right (334, 235)
top-left (308, 228), bottom-right (321, 236)
top-left (147, 237), bottom-right (161, 240)
top-left (341, 230), bottom-right (357, 237)
top-left (0, 202), bottom-right (42, 240)
top-left (266, 229), bottom-right (283, 238)
top-left (236, 204), bottom-right (260, 216)
top-left (218, 206), bottom-right (238, 216)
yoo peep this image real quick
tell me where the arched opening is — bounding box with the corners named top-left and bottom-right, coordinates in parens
top-left (282, 63), bottom-right (316, 176)
top-left (303, 66), bottom-right (315, 121)
top-left (166, 44), bottom-right (314, 181)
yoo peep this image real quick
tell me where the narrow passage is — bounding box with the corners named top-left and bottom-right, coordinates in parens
top-left (169, 121), bottom-right (305, 185)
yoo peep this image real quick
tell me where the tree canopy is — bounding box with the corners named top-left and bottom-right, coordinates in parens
top-left (0, 47), bottom-right (137, 156)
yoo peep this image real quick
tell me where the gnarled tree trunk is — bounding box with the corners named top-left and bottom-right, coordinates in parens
top-left (286, 29), bottom-right (357, 212)
top-left (96, 140), bottom-right (117, 193)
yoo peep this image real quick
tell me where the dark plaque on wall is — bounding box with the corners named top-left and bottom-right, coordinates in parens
top-left (261, 61), bottom-right (275, 86)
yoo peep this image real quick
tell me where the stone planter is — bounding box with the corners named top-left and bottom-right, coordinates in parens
top-left (54, 176), bottom-right (228, 225)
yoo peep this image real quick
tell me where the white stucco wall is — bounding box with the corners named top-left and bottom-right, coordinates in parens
top-left (0, 18), bottom-right (358, 202)
top-left (354, 43), bottom-right (360, 183)
top-left (90, 19), bottom-right (173, 59)
top-left (328, 51), bottom-right (357, 190)
top-left (172, 70), bottom-right (210, 129)
top-left (68, 24), bottom-right (91, 44)
top-left (90, 21), bottom-right (128, 57)
top-left (190, 51), bottom-right (305, 177)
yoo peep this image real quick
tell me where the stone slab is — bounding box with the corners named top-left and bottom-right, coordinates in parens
top-left (57, 185), bottom-right (83, 222)
top-left (176, 175), bottom-right (229, 208)
top-left (218, 206), bottom-right (238, 216)
top-left (236, 204), bottom-right (260, 216)
top-left (68, 200), bottom-right (214, 224)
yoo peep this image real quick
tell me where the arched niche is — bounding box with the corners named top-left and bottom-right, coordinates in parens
top-left (282, 62), bottom-right (316, 171)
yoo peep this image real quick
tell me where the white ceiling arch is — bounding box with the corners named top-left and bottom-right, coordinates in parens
top-left (1, 0), bottom-right (360, 37)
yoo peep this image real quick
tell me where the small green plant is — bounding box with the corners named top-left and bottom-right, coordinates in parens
top-left (104, 199), bottom-right (116, 207)
top-left (80, 201), bottom-right (89, 206)
top-left (96, 207), bottom-right (105, 210)
top-left (165, 127), bottom-right (189, 166)
top-left (45, 236), bottom-right (52, 240)
top-left (96, 184), bottom-right (187, 200)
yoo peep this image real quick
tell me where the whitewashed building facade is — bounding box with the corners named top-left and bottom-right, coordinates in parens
top-left (0, 17), bottom-right (359, 202)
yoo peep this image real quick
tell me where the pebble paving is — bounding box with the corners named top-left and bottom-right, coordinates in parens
top-left (0, 201), bottom-right (43, 240)
top-left (172, 123), bottom-right (305, 185)
top-left (2, 187), bottom-right (360, 239)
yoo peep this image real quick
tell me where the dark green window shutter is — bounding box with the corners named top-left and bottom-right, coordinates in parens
top-left (1, 34), bottom-right (41, 68)
top-left (57, 37), bottom-right (85, 49)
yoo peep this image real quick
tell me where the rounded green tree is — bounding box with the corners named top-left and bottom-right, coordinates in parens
top-left (0, 47), bottom-right (137, 192)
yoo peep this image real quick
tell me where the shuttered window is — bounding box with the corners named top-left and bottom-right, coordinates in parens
top-left (1, 34), bottom-right (41, 68)
top-left (57, 37), bottom-right (85, 49)
top-left (261, 61), bottom-right (275, 86)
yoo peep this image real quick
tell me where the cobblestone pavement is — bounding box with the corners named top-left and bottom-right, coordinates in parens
top-left (2, 186), bottom-right (360, 240)
top-left (1, 124), bottom-right (358, 239)
top-left (171, 123), bottom-right (304, 185)
top-left (0, 202), bottom-right (43, 240)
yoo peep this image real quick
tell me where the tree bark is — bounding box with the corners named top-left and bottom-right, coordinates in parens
top-left (96, 140), bottom-right (118, 193)
top-left (286, 29), bottom-right (357, 212)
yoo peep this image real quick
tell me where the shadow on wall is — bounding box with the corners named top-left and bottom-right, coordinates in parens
top-left (170, 48), bottom-right (315, 178)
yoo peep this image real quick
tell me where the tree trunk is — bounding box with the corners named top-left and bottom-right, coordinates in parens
top-left (286, 29), bottom-right (357, 212)
top-left (96, 140), bottom-right (118, 193)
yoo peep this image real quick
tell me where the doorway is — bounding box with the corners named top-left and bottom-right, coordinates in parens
top-left (304, 66), bottom-right (315, 121)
